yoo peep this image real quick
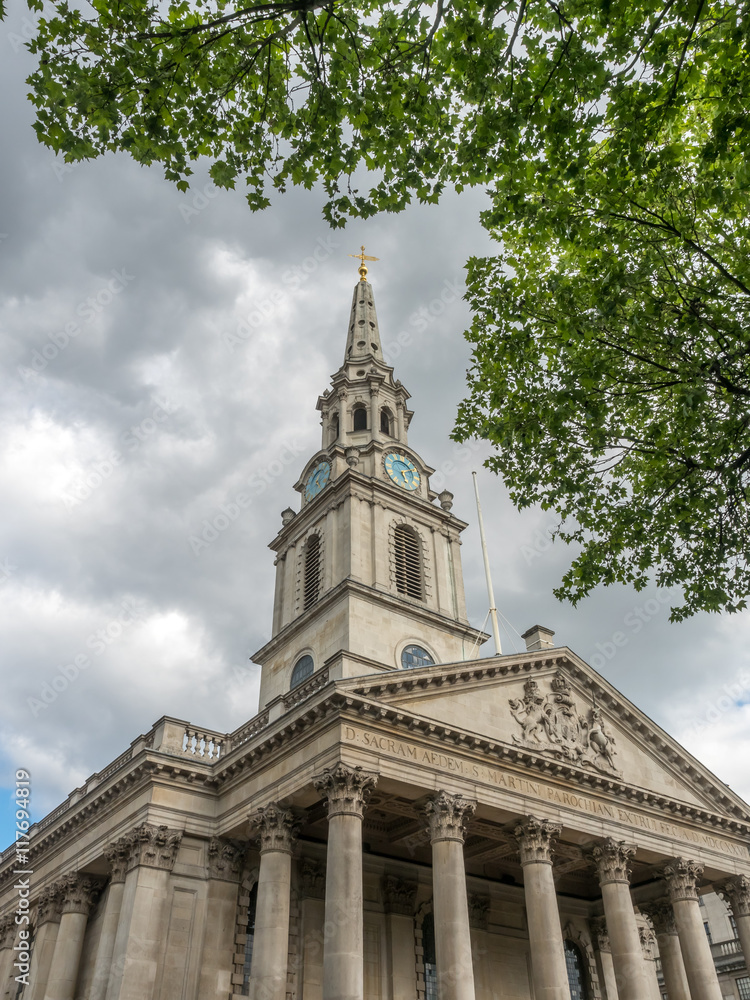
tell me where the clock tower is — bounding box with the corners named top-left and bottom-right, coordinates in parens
top-left (253, 261), bottom-right (488, 709)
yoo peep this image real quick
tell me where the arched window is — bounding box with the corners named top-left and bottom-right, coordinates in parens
top-left (331, 412), bottom-right (339, 442)
top-left (401, 644), bottom-right (434, 669)
top-left (422, 912), bottom-right (437, 1000)
top-left (303, 535), bottom-right (321, 610)
top-left (380, 408), bottom-right (392, 435)
top-left (291, 654), bottom-right (314, 688)
top-left (394, 524), bottom-right (423, 599)
top-left (564, 941), bottom-right (589, 1000)
top-left (353, 406), bottom-right (368, 431)
top-left (242, 883), bottom-right (259, 995)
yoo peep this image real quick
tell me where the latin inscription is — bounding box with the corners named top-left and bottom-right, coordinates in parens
top-left (343, 725), bottom-right (747, 858)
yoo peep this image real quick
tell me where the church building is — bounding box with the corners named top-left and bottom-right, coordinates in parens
top-left (1, 260), bottom-right (749, 1000)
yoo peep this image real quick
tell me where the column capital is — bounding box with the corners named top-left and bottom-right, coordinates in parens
top-left (591, 838), bottom-right (636, 885)
top-left (251, 803), bottom-right (301, 855)
top-left (207, 837), bottom-right (246, 881)
top-left (126, 823), bottom-right (183, 871)
top-left (639, 924), bottom-right (657, 959)
top-left (514, 815), bottom-right (561, 865)
top-left (313, 762), bottom-right (378, 819)
top-left (105, 838), bottom-right (131, 884)
top-left (591, 917), bottom-right (611, 953)
top-left (468, 893), bottom-right (490, 930)
top-left (640, 898), bottom-right (678, 935)
top-left (717, 874), bottom-right (750, 918)
top-left (662, 858), bottom-right (703, 902)
top-left (36, 883), bottom-right (64, 925)
top-left (299, 858), bottom-right (326, 899)
top-left (0, 915), bottom-right (17, 948)
top-left (59, 872), bottom-right (103, 916)
top-left (381, 875), bottom-right (417, 916)
top-left (423, 790), bottom-right (476, 843)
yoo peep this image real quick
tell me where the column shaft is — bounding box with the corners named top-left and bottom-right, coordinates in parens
top-left (252, 851), bottom-right (292, 1000)
top-left (718, 875), bottom-right (750, 971)
top-left (27, 922), bottom-right (61, 1000)
top-left (599, 882), bottom-right (650, 1000)
top-left (89, 881), bottom-right (125, 1000)
top-left (324, 812), bottom-right (365, 1000)
top-left (515, 817), bottom-right (569, 1000)
top-left (663, 859), bottom-right (723, 1000)
top-left (382, 877), bottom-right (418, 1000)
top-left (314, 763), bottom-right (377, 1000)
top-left (432, 839), bottom-right (475, 1000)
top-left (655, 931), bottom-right (690, 1000)
top-left (672, 899), bottom-right (722, 1000)
top-left (736, 912), bottom-right (750, 970)
top-left (43, 911), bottom-right (89, 1000)
top-left (596, 948), bottom-right (619, 1000)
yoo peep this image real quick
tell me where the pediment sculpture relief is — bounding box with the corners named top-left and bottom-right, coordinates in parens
top-left (509, 670), bottom-right (620, 775)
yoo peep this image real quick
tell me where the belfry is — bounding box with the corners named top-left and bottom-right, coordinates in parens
top-left (1, 268), bottom-right (749, 1000)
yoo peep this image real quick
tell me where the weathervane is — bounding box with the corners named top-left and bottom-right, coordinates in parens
top-left (348, 245), bottom-right (379, 282)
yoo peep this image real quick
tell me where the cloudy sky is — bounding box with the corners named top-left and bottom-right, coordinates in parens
top-left (1, 6), bottom-right (748, 850)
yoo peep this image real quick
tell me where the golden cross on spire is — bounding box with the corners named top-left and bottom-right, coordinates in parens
top-left (348, 245), bottom-right (380, 282)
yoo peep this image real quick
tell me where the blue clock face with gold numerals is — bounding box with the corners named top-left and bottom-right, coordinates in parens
top-left (384, 452), bottom-right (421, 492)
top-left (304, 461), bottom-right (331, 501)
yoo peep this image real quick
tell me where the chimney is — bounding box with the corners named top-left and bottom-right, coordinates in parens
top-left (521, 625), bottom-right (556, 652)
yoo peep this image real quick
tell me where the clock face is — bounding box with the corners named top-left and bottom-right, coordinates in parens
top-left (384, 452), bottom-right (421, 492)
top-left (304, 461), bottom-right (331, 502)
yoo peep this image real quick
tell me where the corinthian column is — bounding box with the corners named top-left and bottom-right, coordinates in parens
top-left (423, 791), bottom-right (476, 1000)
top-left (718, 875), bottom-right (750, 968)
top-left (591, 840), bottom-right (650, 1000)
top-left (640, 900), bottom-right (690, 1000)
top-left (198, 837), bottom-right (246, 1000)
top-left (89, 840), bottom-right (129, 1000)
top-left (43, 874), bottom-right (101, 1000)
top-left (27, 886), bottom-right (64, 1000)
top-left (314, 763), bottom-right (377, 1000)
top-left (248, 805), bottom-right (300, 1000)
top-left (0, 917), bottom-right (18, 1000)
top-left (514, 816), bottom-right (569, 1000)
top-left (662, 858), bottom-right (722, 1000)
top-left (105, 823), bottom-right (182, 1000)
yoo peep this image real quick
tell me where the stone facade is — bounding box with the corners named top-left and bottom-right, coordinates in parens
top-left (1, 274), bottom-right (749, 1000)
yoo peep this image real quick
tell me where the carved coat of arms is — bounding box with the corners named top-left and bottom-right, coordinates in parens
top-left (508, 670), bottom-right (619, 775)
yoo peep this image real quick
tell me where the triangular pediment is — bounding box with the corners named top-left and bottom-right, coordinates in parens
top-left (342, 650), bottom-right (750, 824)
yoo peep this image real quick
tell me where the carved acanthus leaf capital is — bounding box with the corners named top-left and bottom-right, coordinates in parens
top-left (382, 875), bottom-right (417, 916)
top-left (36, 884), bottom-right (64, 925)
top-left (591, 918), bottom-right (610, 953)
top-left (207, 838), bottom-right (246, 881)
top-left (105, 839), bottom-right (131, 884)
top-left (662, 858), bottom-right (703, 902)
top-left (423, 791), bottom-right (476, 844)
top-left (514, 815), bottom-right (562, 866)
top-left (639, 924), bottom-right (657, 959)
top-left (127, 824), bottom-right (183, 871)
top-left (640, 899), bottom-right (678, 936)
top-left (59, 873), bottom-right (102, 916)
top-left (0, 915), bottom-right (17, 947)
top-left (591, 838), bottom-right (636, 885)
top-left (313, 763), bottom-right (378, 820)
top-left (468, 893), bottom-right (490, 930)
top-left (299, 859), bottom-right (326, 899)
top-left (251, 804), bottom-right (300, 855)
top-left (717, 874), bottom-right (750, 918)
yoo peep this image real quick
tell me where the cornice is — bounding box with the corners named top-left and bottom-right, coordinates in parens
top-left (251, 576), bottom-right (487, 665)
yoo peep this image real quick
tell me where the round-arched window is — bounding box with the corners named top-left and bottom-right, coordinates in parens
top-left (291, 655), bottom-right (314, 688)
top-left (401, 645), bottom-right (435, 670)
top-left (564, 940), bottom-right (589, 1000)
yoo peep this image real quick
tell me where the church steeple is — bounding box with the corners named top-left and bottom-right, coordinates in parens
top-left (252, 271), bottom-right (488, 710)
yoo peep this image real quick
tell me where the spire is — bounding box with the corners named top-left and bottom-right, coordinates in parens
top-left (343, 278), bottom-right (384, 364)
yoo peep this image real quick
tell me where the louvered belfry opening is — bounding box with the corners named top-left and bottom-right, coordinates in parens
top-left (394, 524), bottom-right (423, 599)
top-left (304, 535), bottom-right (321, 610)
